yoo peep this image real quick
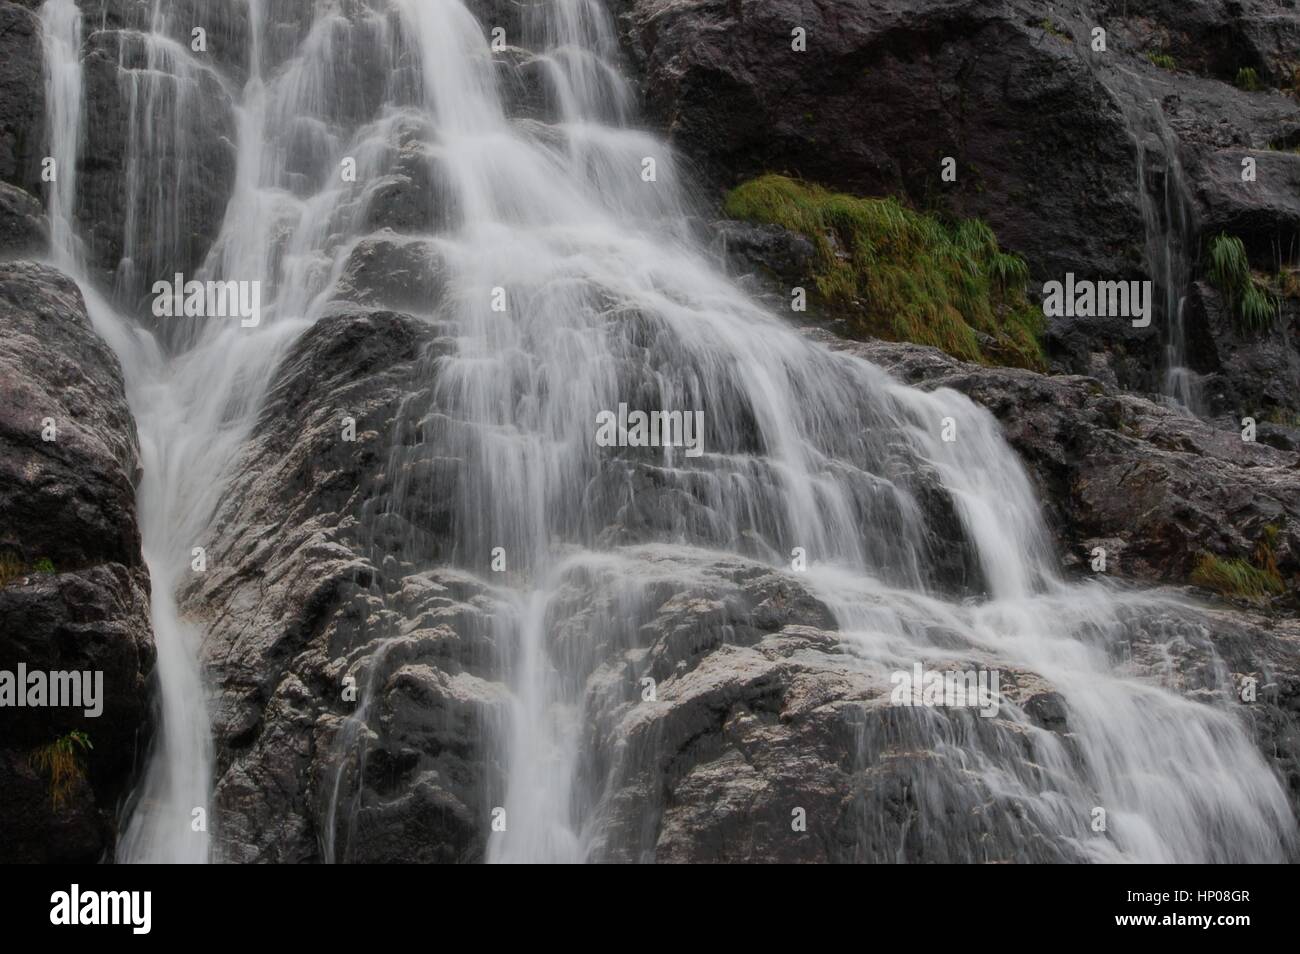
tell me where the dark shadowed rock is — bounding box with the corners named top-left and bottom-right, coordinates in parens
top-left (0, 1), bottom-right (45, 194)
top-left (0, 181), bottom-right (46, 255)
top-left (178, 306), bottom-right (500, 862)
top-left (1181, 279), bottom-right (1300, 421)
top-left (76, 27), bottom-right (239, 296)
top-left (0, 260), bottom-right (153, 863)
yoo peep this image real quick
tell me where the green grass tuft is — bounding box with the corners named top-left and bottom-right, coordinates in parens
top-left (1147, 52), bottom-right (1177, 70)
top-left (723, 175), bottom-right (1046, 369)
top-left (29, 730), bottom-right (93, 812)
top-left (1206, 232), bottom-right (1278, 334)
top-left (1192, 553), bottom-right (1285, 603)
top-left (1235, 67), bottom-right (1261, 91)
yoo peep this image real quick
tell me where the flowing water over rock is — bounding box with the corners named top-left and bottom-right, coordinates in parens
top-left (37, 0), bottom-right (1298, 862)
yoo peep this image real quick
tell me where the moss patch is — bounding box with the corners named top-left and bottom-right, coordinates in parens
top-left (0, 553), bottom-right (57, 587)
top-left (724, 175), bottom-right (1046, 369)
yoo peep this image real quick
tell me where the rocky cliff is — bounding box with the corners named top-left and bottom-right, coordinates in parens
top-left (0, 261), bottom-right (154, 862)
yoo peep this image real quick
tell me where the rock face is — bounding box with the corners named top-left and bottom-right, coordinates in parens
top-left (75, 8), bottom-right (240, 298)
top-left (0, 261), bottom-right (154, 863)
top-left (0, 181), bottom-right (46, 255)
top-left (180, 303), bottom-right (473, 862)
top-left (181, 271), bottom-right (1299, 862)
top-left (612, 0), bottom-right (1300, 402)
top-left (0, 0), bottom-right (45, 195)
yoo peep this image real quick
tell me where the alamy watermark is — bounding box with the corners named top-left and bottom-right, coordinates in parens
top-left (0, 665), bottom-right (102, 717)
top-left (1042, 273), bottom-right (1152, 328)
top-left (50, 885), bottom-right (150, 934)
top-left (595, 403), bottom-right (705, 458)
top-left (151, 274), bottom-right (261, 327)
top-left (890, 663), bottom-right (1001, 717)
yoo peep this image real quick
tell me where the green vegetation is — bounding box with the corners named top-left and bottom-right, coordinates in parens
top-left (1040, 19), bottom-right (1070, 41)
top-left (1206, 232), bottom-right (1279, 334)
top-left (1279, 267), bottom-right (1300, 300)
top-left (1192, 527), bottom-right (1287, 604)
top-left (1234, 67), bottom-right (1261, 91)
top-left (1263, 407), bottom-right (1300, 428)
top-left (1146, 52), bottom-right (1177, 70)
top-left (0, 553), bottom-right (55, 586)
top-left (0, 552), bottom-right (22, 587)
top-left (723, 175), bottom-right (1046, 369)
top-left (29, 730), bottom-right (93, 811)
top-left (1192, 554), bottom-right (1284, 602)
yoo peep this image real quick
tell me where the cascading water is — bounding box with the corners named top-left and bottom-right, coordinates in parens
top-left (1095, 61), bottom-right (1202, 413)
top-left (37, 0), bottom-right (1295, 863)
top-left (1139, 104), bottom-right (1200, 412)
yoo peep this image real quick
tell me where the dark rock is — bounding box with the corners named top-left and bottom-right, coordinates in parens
top-left (0, 181), bottom-right (46, 255)
top-left (360, 140), bottom-right (460, 235)
top-left (76, 27), bottom-right (239, 298)
top-left (75, 0), bottom-right (253, 86)
top-left (0, 260), bottom-right (154, 863)
top-left (0, 0), bottom-right (45, 193)
top-left (0, 262), bottom-right (142, 568)
top-left (1184, 279), bottom-right (1300, 419)
top-left (332, 235), bottom-right (450, 313)
top-left (613, 0), bottom-right (1300, 398)
top-left (611, 0), bottom-right (1147, 283)
top-left (178, 307), bottom-right (496, 863)
top-left (714, 219), bottom-right (817, 288)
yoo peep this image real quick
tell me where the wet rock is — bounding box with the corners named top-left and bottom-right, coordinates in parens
top-left (180, 306), bottom-right (502, 863)
top-left (0, 260), bottom-right (154, 863)
top-left (0, 262), bottom-right (141, 568)
top-left (75, 0), bottom-right (253, 85)
top-left (614, 0), bottom-right (1300, 398)
top-left (332, 235), bottom-right (450, 313)
top-left (0, 1), bottom-right (45, 193)
top-left (0, 182), bottom-right (46, 255)
top-left (815, 328), bottom-right (1300, 591)
top-left (360, 140), bottom-right (460, 235)
top-left (1183, 279), bottom-right (1300, 420)
top-left (611, 0), bottom-right (1147, 282)
top-left (77, 27), bottom-right (239, 297)
top-left (714, 219), bottom-right (817, 289)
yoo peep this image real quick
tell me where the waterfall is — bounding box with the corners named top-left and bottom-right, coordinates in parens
top-left (1140, 105), bottom-right (1200, 412)
top-left (1096, 64), bottom-right (1202, 413)
top-left (37, 0), bottom-right (1295, 863)
top-left (39, 0), bottom-right (81, 264)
